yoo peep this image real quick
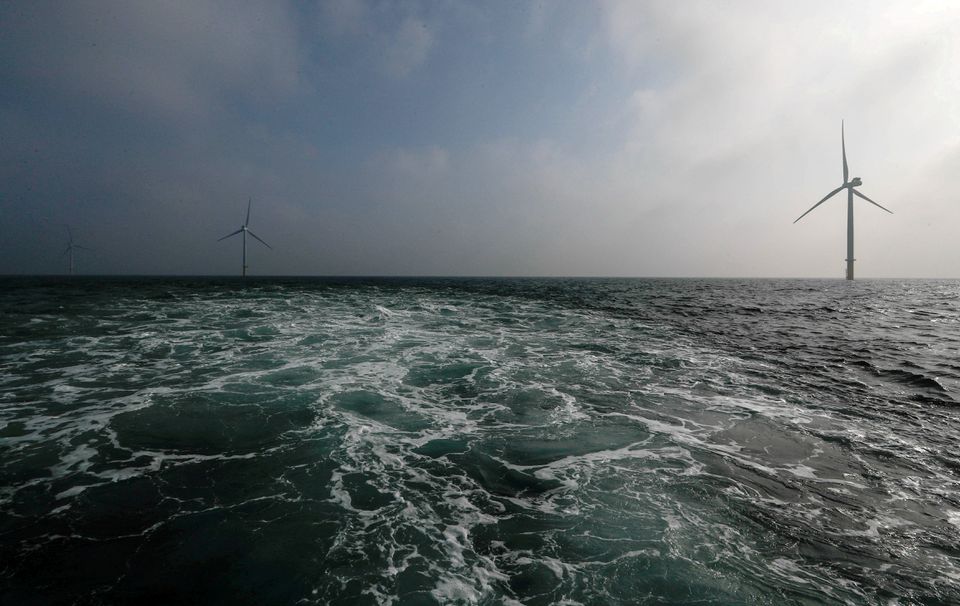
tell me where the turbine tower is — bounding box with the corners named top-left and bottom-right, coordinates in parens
top-left (218, 198), bottom-right (272, 277)
top-left (63, 226), bottom-right (93, 275)
top-left (794, 122), bottom-right (893, 280)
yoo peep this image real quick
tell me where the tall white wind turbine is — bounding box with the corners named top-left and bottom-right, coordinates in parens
top-left (218, 199), bottom-right (272, 277)
top-left (63, 226), bottom-right (93, 275)
top-left (794, 122), bottom-right (893, 280)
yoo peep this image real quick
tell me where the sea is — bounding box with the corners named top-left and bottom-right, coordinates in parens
top-left (1, 277), bottom-right (959, 605)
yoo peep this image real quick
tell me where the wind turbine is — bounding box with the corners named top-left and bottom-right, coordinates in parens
top-left (63, 226), bottom-right (93, 275)
top-left (794, 121), bottom-right (893, 280)
top-left (218, 198), bottom-right (272, 277)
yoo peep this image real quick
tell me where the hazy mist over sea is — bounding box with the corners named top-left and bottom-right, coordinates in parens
top-left (1, 2), bottom-right (959, 278)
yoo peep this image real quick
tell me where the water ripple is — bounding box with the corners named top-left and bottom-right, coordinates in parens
top-left (1, 277), bottom-right (959, 604)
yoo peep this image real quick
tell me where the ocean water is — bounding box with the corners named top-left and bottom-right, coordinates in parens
top-left (1, 277), bottom-right (959, 605)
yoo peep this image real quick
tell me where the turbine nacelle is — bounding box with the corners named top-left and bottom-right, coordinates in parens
top-left (848, 177), bottom-right (862, 187)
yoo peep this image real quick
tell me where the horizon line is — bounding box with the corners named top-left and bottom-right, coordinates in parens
top-left (1, 273), bottom-right (956, 281)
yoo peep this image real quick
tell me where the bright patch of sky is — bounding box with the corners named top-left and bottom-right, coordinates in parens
top-left (1, 1), bottom-right (958, 276)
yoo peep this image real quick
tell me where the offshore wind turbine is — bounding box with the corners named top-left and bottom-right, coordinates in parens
top-left (63, 226), bottom-right (93, 275)
top-left (794, 122), bottom-right (893, 280)
top-left (218, 198), bottom-right (272, 277)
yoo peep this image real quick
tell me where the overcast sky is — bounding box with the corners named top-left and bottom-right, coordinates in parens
top-left (1, 1), bottom-right (957, 277)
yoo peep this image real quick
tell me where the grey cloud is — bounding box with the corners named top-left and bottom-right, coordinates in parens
top-left (383, 17), bottom-right (433, 78)
top-left (0, 2), bottom-right (302, 121)
top-left (318, 0), bottom-right (435, 78)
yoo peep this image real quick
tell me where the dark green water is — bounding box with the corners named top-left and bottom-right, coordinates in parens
top-left (1, 277), bottom-right (959, 604)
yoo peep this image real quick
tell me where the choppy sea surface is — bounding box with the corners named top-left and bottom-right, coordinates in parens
top-left (2, 277), bottom-right (959, 605)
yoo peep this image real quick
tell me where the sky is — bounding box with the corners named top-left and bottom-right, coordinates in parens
top-left (1, 0), bottom-right (958, 277)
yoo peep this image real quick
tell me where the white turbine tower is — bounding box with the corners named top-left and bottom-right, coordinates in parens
top-left (794, 122), bottom-right (893, 280)
top-left (63, 226), bottom-right (93, 275)
top-left (218, 198), bottom-right (272, 277)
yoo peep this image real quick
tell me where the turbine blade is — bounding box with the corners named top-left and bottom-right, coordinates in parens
top-left (66, 225), bottom-right (73, 245)
top-left (246, 230), bottom-right (272, 249)
top-left (841, 120), bottom-right (848, 183)
top-left (245, 198), bottom-right (251, 226)
top-left (793, 185), bottom-right (845, 223)
top-left (852, 189), bottom-right (893, 214)
top-left (218, 228), bottom-right (243, 241)
top-left (62, 246), bottom-right (71, 256)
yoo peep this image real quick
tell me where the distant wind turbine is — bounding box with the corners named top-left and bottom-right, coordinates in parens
top-left (63, 226), bottom-right (93, 275)
top-left (794, 121), bottom-right (893, 280)
top-left (218, 198), bottom-right (272, 277)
